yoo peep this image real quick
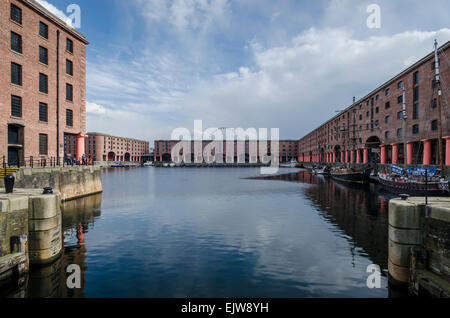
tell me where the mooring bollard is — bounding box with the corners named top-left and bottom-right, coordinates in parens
top-left (388, 198), bottom-right (425, 287)
top-left (4, 174), bottom-right (15, 194)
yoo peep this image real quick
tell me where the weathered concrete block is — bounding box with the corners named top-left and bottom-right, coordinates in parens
top-left (28, 195), bottom-right (60, 219)
top-left (28, 214), bottom-right (61, 232)
top-left (389, 239), bottom-right (416, 267)
top-left (389, 227), bottom-right (422, 245)
top-left (28, 226), bottom-right (61, 250)
top-left (389, 199), bottom-right (425, 229)
top-left (388, 258), bottom-right (409, 285)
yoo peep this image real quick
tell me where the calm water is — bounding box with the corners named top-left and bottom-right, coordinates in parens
top-left (6, 167), bottom-right (397, 298)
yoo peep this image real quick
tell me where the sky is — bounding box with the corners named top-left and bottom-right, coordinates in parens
top-left (36, 0), bottom-right (450, 143)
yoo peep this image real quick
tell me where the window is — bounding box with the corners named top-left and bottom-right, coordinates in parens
top-left (66, 109), bottom-right (73, 126)
top-left (413, 86), bottom-right (419, 102)
top-left (359, 114), bottom-right (362, 120)
top-left (39, 46), bottom-right (48, 64)
top-left (66, 38), bottom-right (73, 53)
top-left (11, 32), bottom-right (22, 53)
top-left (397, 95), bottom-right (403, 104)
top-left (413, 71), bottom-right (419, 85)
top-left (376, 95), bottom-right (379, 101)
top-left (39, 73), bottom-right (48, 93)
top-left (431, 98), bottom-right (437, 109)
top-left (11, 95), bottom-right (22, 117)
top-left (398, 81), bottom-right (403, 89)
top-left (385, 131), bottom-right (390, 140)
top-left (412, 124), bottom-right (419, 134)
top-left (385, 116), bottom-right (390, 124)
top-left (39, 22), bottom-right (48, 39)
top-left (11, 4), bottom-right (22, 24)
top-left (376, 107), bottom-right (379, 114)
top-left (385, 88), bottom-right (391, 96)
top-left (375, 120), bottom-right (379, 126)
top-left (39, 102), bottom-right (48, 122)
top-left (11, 62), bottom-right (22, 86)
top-left (397, 111), bottom-right (403, 120)
top-left (66, 83), bottom-right (73, 101)
top-left (366, 111), bottom-right (369, 117)
top-left (431, 120), bottom-right (438, 131)
top-left (397, 128), bottom-right (403, 137)
top-left (39, 134), bottom-right (48, 155)
top-left (432, 79), bottom-right (436, 90)
top-left (385, 102), bottom-right (390, 109)
top-left (413, 103), bottom-right (419, 120)
top-left (66, 59), bottom-right (73, 76)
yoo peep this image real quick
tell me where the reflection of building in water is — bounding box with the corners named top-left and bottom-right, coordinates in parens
top-left (255, 170), bottom-right (389, 270)
top-left (25, 194), bottom-right (102, 298)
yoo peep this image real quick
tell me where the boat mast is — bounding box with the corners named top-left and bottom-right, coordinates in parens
top-left (434, 40), bottom-right (444, 171)
top-left (402, 86), bottom-right (407, 172)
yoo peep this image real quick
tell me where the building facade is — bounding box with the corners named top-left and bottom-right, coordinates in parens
top-left (154, 140), bottom-right (298, 163)
top-left (85, 132), bottom-right (149, 162)
top-left (298, 41), bottom-right (450, 167)
top-left (0, 0), bottom-right (88, 166)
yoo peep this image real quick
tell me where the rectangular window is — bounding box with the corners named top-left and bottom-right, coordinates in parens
top-left (431, 98), bottom-right (437, 109)
top-left (11, 95), bottom-right (22, 117)
top-left (412, 124), bottom-right (419, 135)
top-left (413, 86), bottom-right (419, 102)
top-left (413, 103), bottom-right (419, 120)
top-left (413, 71), bottom-right (419, 85)
top-left (397, 128), bottom-right (403, 137)
top-left (11, 32), bottom-right (22, 53)
top-left (397, 95), bottom-right (403, 104)
top-left (66, 38), bottom-right (73, 53)
top-left (39, 46), bottom-right (48, 64)
top-left (11, 4), bottom-right (22, 24)
top-left (398, 81), bottom-right (403, 89)
top-left (39, 102), bottom-right (48, 122)
top-left (385, 102), bottom-right (390, 109)
top-left (385, 88), bottom-right (390, 96)
top-left (39, 22), bottom-right (48, 39)
top-left (39, 73), bottom-right (48, 93)
top-left (39, 134), bottom-right (48, 155)
top-left (431, 120), bottom-right (438, 131)
top-left (66, 109), bottom-right (73, 126)
top-left (66, 83), bottom-right (73, 101)
top-left (66, 59), bottom-right (73, 76)
top-left (11, 62), bottom-right (22, 85)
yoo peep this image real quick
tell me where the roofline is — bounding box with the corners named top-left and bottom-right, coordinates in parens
top-left (21, 0), bottom-right (89, 45)
top-left (87, 132), bottom-right (149, 143)
top-left (299, 40), bottom-right (450, 140)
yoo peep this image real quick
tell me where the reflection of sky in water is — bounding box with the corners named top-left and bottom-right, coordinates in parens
top-left (54, 167), bottom-right (389, 298)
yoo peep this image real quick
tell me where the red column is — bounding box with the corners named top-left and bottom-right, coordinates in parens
top-left (445, 137), bottom-right (450, 166)
top-left (363, 148), bottom-right (369, 164)
top-left (333, 152), bottom-right (336, 163)
top-left (341, 151), bottom-right (344, 163)
top-left (422, 139), bottom-right (432, 165)
top-left (356, 149), bottom-right (361, 163)
top-left (380, 145), bottom-right (387, 164)
top-left (76, 134), bottom-right (86, 161)
top-left (350, 150), bottom-right (355, 163)
top-left (407, 142), bottom-right (413, 165)
top-left (346, 150), bottom-right (350, 163)
top-left (391, 144), bottom-right (398, 164)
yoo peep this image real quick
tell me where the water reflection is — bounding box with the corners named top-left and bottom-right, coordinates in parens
top-left (2, 168), bottom-right (398, 298)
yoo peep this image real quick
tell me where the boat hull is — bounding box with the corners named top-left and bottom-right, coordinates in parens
top-left (331, 169), bottom-right (371, 184)
top-left (379, 177), bottom-right (449, 196)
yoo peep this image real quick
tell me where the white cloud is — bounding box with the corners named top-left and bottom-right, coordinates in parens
top-left (86, 102), bottom-right (107, 115)
top-left (35, 0), bottom-right (74, 28)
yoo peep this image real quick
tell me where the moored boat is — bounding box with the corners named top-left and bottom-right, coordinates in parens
top-left (331, 167), bottom-right (371, 184)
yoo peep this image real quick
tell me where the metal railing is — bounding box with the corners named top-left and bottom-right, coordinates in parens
top-left (2, 156), bottom-right (94, 169)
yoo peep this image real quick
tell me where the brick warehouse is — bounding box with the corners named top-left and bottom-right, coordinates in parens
top-left (154, 140), bottom-right (298, 163)
top-left (0, 0), bottom-right (88, 166)
top-left (86, 132), bottom-right (149, 162)
top-left (298, 40), bottom-right (450, 167)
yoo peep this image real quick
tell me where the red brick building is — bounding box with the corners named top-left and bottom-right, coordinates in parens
top-left (298, 41), bottom-right (450, 167)
top-left (86, 132), bottom-right (149, 162)
top-left (154, 139), bottom-right (298, 163)
top-left (0, 0), bottom-right (88, 166)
